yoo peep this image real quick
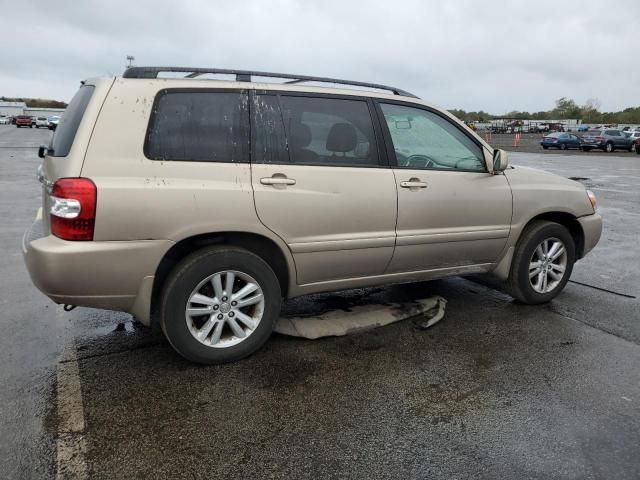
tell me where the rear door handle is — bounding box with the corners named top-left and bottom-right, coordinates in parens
top-left (400, 178), bottom-right (428, 189)
top-left (260, 175), bottom-right (296, 186)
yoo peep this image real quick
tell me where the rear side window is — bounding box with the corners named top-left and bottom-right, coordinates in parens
top-left (145, 91), bottom-right (249, 162)
top-left (252, 95), bottom-right (380, 167)
top-left (50, 85), bottom-right (94, 157)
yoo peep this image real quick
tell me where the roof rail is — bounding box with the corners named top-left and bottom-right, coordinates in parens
top-left (122, 66), bottom-right (418, 98)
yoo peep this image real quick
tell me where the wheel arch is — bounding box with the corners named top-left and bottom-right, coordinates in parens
top-left (492, 210), bottom-right (585, 280)
top-left (526, 212), bottom-right (585, 259)
top-left (150, 231), bottom-right (294, 326)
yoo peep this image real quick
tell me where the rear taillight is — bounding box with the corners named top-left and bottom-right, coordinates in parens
top-left (50, 178), bottom-right (97, 241)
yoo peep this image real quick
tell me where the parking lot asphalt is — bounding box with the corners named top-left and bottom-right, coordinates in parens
top-left (1, 126), bottom-right (639, 479)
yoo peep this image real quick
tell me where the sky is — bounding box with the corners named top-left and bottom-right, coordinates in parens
top-left (1, 0), bottom-right (638, 114)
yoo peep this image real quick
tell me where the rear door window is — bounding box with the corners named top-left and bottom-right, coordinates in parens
top-left (50, 85), bottom-right (94, 157)
top-left (253, 95), bottom-right (380, 167)
top-left (145, 90), bottom-right (249, 162)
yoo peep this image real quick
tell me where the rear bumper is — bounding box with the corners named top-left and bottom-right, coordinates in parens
top-left (577, 213), bottom-right (602, 258)
top-left (22, 217), bottom-right (173, 324)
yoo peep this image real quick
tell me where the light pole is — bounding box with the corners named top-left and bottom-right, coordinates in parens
top-left (126, 56), bottom-right (135, 69)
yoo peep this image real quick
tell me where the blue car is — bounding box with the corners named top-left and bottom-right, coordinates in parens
top-left (540, 132), bottom-right (582, 150)
top-left (577, 124), bottom-right (590, 132)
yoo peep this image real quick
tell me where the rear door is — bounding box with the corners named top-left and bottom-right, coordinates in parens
top-left (250, 92), bottom-right (397, 285)
top-left (375, 101), bottom-right (512, 273)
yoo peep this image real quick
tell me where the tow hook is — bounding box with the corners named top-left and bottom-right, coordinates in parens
top-left (63, 304), bottom-right (77, 312)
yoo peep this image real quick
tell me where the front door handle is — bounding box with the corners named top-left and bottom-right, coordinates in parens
top-left (260, 175), bottom-right (296, 186)
top-left (400, 178), bottom-right (428, 189)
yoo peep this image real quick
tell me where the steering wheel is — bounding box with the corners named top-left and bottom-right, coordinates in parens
top-left (406, 154), bottom-right (436, 169)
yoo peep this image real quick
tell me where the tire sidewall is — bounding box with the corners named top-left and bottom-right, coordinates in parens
top-left (514, 223), bottom-right (575, 304)
top-left (161, 248), bottom-right (281, 364)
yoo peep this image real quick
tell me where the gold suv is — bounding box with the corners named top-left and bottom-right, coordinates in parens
top-left (23, 67), bottom-right (602, 364)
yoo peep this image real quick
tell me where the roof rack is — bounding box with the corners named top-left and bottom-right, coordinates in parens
top-left (122, 66), bottom-right (418, 98)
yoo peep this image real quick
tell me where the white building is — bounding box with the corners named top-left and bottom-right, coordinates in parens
top-left (0, 101), bottom-right (26, 117)
top-left (0, 102), bottom-right (65, 119)
top-left (24, 107), bottom-right (65, 118)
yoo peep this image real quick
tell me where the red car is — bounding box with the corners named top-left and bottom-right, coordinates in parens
top-left (15, 115), bottom-right (33, 128)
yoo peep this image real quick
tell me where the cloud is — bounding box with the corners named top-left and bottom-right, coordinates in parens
top-left (1, 0), bottom-right (638, 113)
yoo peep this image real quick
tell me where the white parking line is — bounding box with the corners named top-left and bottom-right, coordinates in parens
top-left (56, 339), bottom-right (88, 479)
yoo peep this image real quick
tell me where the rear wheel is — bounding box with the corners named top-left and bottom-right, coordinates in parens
top-left (605, 142), bottom-right (614, 153)
top-left (542, 146), bottom-right (548, 150)
top-left (561, 143), bottom-right (568, 150)
top-left (160, 246), bottom-right (281, 364)
top-left (507, 221), bottom-right (575, 304)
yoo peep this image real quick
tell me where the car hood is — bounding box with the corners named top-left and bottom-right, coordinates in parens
top-left (505, 165), bottom-right (594, 218)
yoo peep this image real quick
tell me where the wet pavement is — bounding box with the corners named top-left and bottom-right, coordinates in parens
top-left (1, 126), bottom-right (639, 479)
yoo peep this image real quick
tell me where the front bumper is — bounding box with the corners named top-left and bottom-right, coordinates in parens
top-left (22, 216), bottom-right (173, 324)
top-left (577, 213), bottom-right (602, 258)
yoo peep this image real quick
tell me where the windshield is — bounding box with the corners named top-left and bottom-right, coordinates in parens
top-left (50, 85), bottom-right (94, 157)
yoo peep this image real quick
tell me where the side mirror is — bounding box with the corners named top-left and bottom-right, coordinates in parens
top-left (38, 145), bottom-right (48, 159)
top-left (492, 149), bottom-right (509, 173)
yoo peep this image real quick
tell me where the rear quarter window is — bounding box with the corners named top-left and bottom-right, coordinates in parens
top-left (50, 85), bottom-right (94, 157)
top-left (145, 90), bottom-right (249, 163)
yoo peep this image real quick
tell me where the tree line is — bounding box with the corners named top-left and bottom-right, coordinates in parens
top-left (0, 96), bottom-right (68, 109)
top-left (450, 98), bottom-right (640, 124)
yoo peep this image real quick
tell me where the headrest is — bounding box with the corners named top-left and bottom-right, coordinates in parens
top-left (290, 123), bottom-right (312, 149)
top-left (326, 123), bottom-right (357, 153)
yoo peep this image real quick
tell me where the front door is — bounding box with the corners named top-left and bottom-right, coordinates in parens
top-left (250, 93), bottom-right (397, 285)
top-left (376, 102), bottom-right (512, 273)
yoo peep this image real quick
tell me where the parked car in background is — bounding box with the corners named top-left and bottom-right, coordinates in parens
top-left (35, 117), bottom-right (49, 128)
top-left (541, 132), bottom-right (582, 150)
top-left (627, 131), bottom-right (640, 143)
top-left (547, 123), bottom-right (565, 132)
top-left (580, 129), bottom-right (634, 152)
top-left (48, 115), bottom-right (60, 131)
top-left (23, 66), bottom-right (602, 364)
top-left (0, 115), bottom-right (11, 125)
top-left (532, 123), bottom-right (549, 133)
top-left (15, 115), bottom-right (33, 128)
top-left (577, 125), bottom-right (590, 132)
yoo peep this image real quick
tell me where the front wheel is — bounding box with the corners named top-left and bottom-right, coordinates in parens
top-left (605, 142), bottom-right (614, 153)
top-left (160, 246), bottom-right (281, 364)
top-left (507, 221), bottom-right (575, 304)
top-left (561, 143), bottom-right (568, 150)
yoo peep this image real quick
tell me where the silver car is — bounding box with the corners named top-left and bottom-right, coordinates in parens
top-left (23, 67), bottom-right (602, 364)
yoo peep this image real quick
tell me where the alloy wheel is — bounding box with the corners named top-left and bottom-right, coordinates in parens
top-left (528, 237), bottom-right (567, 294)
top-left (185, 270), bottom-right (265, 348)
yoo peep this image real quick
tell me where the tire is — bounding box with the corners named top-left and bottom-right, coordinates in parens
top-left (605, 142), bottom-right (614, 153)
top-left (561, 143), bottom-right (568, 150)
top-left (160, 245), bottom-right (282, 364)
top-left (636, 146), bottom-right (640, 155)
top-left (507, 221), bottom-right (575, 304)
top-left (542, 146), bottom-right (548, 150)
top-left (582, 147), bottom-right (591, 152)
